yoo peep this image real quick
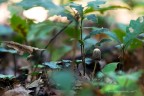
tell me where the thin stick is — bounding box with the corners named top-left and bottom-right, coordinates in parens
top-left (40, 21), bottom-right (73, 58)
top-left (13, 54), bottom-right (17, 76)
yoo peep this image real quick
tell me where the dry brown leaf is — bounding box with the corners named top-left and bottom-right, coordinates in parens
top-left (2, 41), bottom-right (44, 55)
top-left (26, 78), bottom-right (42, 89)
top-left (2, 86), bottom-right (30, 96)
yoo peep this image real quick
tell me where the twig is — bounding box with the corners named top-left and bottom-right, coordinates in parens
top-left (40, 21), bottom-right (73, 58)
top-left (80, 19), bottom-right (86, 75)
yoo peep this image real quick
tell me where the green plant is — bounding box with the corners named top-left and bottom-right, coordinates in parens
top-left (0, 0), bottom-right (144, 96)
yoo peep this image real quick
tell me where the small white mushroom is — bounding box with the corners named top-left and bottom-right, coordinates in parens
top-left (92, 48), bottom-right (101, 60)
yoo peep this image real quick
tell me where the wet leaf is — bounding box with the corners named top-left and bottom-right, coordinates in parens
top-left (0, 47), bottom-right (17, 54)
top-left (0, 74), bottom-right (14, 79)
top-left (43, 62), bottom-right (61, 69)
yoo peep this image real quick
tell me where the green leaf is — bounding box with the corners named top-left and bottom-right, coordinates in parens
top-left (0, 47), bottom-right (17, 54)
top-left (17, 0), bottom-right (56, 10)
top-left (0, 0), bottom-right (8, 4)
top-left (84, 28), bottom-right (119, 43)
top-left (113, 28), bottom-right (126, 42)
top-left (85, 5), bottom-right (130, 14)
top-left (8, 5), bottom-right (23, 16)
top-left (69, 3), bottom-right (84, 17)
top-left (10, 15), bottom-right (29, 37)
top-left (31, 72), bottom-right (42, 76)
top-left (102, 62), bottom-right (119, 74)
top-left (96, 38), bottom-right (112, 46)
top-left (43, 61), bottom-right (61, 69)
top-left (51, 71), bottom-right (75, 90)
top-left (116, 71), bottom-right (142, 87)
top-left (0, 74), bottom-right (14, 79)
top-left (87, 0), bottom-right (106, 9)
top-left (58, 11), bottom-right (75, 21)
top-left (61, 60), bottom-right (71, 67)
top-left (84, 28), bottom-right (107, 40)
top-left (33, 64), bottom-right (45, 68)
top-left (64, 24), bottom-right (80, 39)
top-left (75, 58), bottom-right (92, 65)
top-left (124, 16), bottom-right (144, 48)
top-left (51, 45), bottom-right (72, 61)
top-left (129, 38), bottom-right (143, 50)
top-left (17, 0), bottom-right (64, 16)
top-left (78, 40), bottom-right (84, 46)
top-left (27, 21), bottom-right (61, 41)
top-left (85, 14), bottom-right (98, 23)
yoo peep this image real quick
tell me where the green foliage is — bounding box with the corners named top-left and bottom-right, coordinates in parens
top-left (27, 21), bottom-right (61, 41)
top-left (96, 38), bottom-right (112, 46)
top-left (1, 0), bottom-right (144, 95)
top-left (10, 15), bottom-right (29, 38)
top-left (0, 74), bottom-right (14, 79)
top-left (102, 62), bottom-right (119, 74)
top-left (84, 28), bottom-right (119, 43)
top-left (69, 3), bottom-right (84, 18)
top-left (51, 71), bottom-right (75, 90)
top-left (43, 61), bottom-right (61, 69)
top-left (101, 71), bottom-right (142, 95)
top-left (64, 24), bottom-right (80, 39)
top-left (16, 0), bottom-right (57, 10)
top-left (124, 16), bottom-right (144, 49)
top-left (85, 14), bottom-right (98, 23)
top-left (94, 6), bottom-right (130, 14)
top-left (0, 47), bottom-right (17, 54)
top-left (78, 88), bottom-right (94, 96)
top-left (87, 0), bottom-right (106, 9)
top-left (8, 5), bottom-right (23, 16)
top-left (51, 45), bottom-right (72, 61)
top-left (0, 0), bottom-right (8, 4)
top-left (16, 0), bottom-right (63, 16)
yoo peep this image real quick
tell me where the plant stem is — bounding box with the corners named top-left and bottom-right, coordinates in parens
top-left (92, 61), bottom-right (97, 79)
top-left (72, 23), bottom-right (78, 71)
top-left (13, 54), bottom-right (17, 76)
top-left (121, 46), bottom-right (125, 70)
top-left (40, 21), bottom-right (73, 59)
top-left (80, 19), bottom-right (86, 75)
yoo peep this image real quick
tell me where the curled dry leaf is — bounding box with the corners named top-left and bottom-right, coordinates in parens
top-left (2, 41), bottom-right (45, 55)
top-left (26, 78), bottom-right (42, 89)
top-left (2, 86), bottom-right (30, 96)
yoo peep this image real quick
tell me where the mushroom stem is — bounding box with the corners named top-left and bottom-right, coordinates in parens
top-left (92, 61), bottom-right (97, 79)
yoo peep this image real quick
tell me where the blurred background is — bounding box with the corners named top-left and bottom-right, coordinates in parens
top-left (0, 0), bottom-right (143, 75)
